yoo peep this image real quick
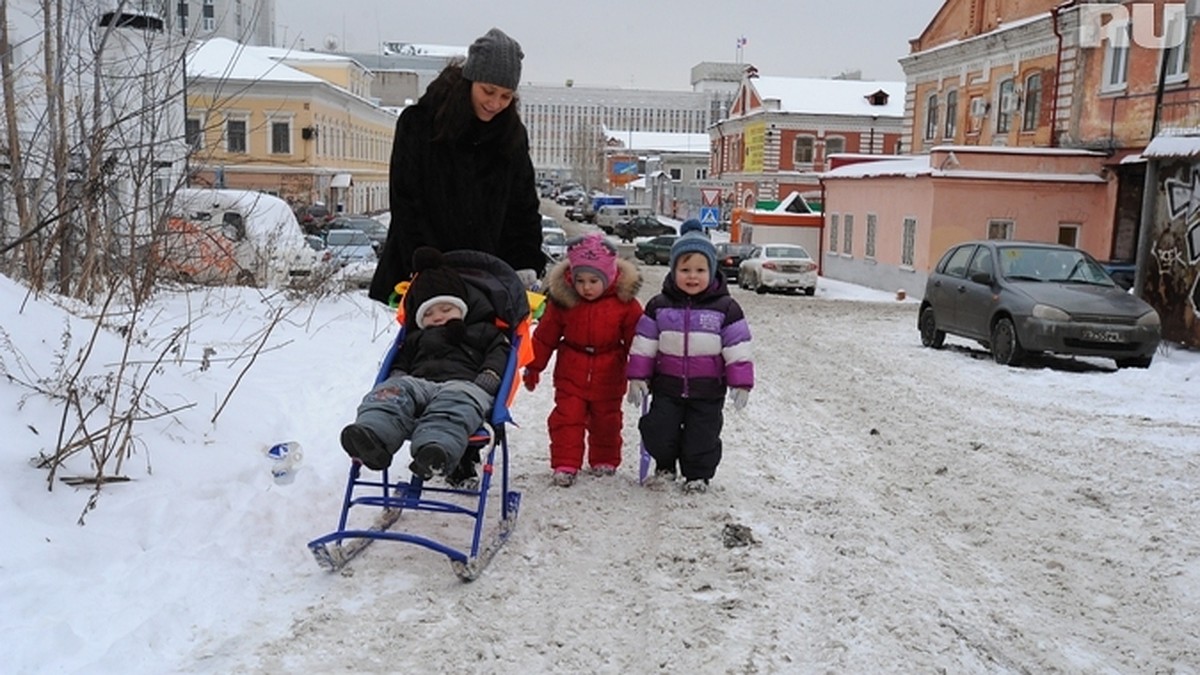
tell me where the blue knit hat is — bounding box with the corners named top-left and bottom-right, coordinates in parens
top-left (679, 218), bottom-right (705, 236)
top-left (669, 233), bottom-right (718, 285)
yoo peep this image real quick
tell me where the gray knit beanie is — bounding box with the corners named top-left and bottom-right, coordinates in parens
top-left (462, 28), bottom-right (523, 90)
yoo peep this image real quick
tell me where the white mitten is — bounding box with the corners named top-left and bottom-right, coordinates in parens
top-left (516, 268), bottom-right (540, 291)
top-left (728, 387), bottom-right (750, 411)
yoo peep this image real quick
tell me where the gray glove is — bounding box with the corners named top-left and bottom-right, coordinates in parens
top-left (516, 268), bottom-right (540, 291)
top-left (474, 369), bottom-right (502, 396)
top-left (626, 380), bottom-right (649, 407)
top-left (728, 387), bottom-right (749, 411)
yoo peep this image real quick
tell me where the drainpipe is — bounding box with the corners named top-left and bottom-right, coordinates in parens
top-left (1049, 4), bottom-right (1071, 147)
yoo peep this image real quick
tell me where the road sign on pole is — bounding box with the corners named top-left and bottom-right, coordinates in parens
top-left (699, 206), bottom-right (720, 226)
top-left (701, 188), bottom-right (722, 206)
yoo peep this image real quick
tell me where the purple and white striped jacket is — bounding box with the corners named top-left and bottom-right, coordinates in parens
top-left (627, 275), bottom-right (753, 400)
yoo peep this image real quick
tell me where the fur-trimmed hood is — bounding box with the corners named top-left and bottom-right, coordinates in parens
top-left (544, 256), bottom-right (641, 308)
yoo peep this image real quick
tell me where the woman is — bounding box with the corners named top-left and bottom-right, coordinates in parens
top-left (369, 28), bottom-right (546, 305)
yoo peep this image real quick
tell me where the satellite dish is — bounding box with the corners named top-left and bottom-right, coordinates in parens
top-left (323, 34), bottom-right (340, 51)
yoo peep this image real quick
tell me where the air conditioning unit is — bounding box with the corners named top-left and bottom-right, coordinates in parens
top-left (1001, 95), bottom-right (1021, 114)
top-left (969, 98), bottom-right (989, 118)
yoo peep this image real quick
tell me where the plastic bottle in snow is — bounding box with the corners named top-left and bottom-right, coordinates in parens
top-left (266, 441), bottom-right (303, 485)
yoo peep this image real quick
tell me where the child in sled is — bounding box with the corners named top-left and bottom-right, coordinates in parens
top-left (340, 247), bottom-right (511, 479)
top-left (626, 232), bottom-right (754, 493)
top-left (523, 233), bottom-right (643, 487)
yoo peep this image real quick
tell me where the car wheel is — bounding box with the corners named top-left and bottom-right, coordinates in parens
top-left (1115, 355), bottom-right (1153, 369)
top-left (919, 306), bottom-right (945, 349)
top-left (754, 275), bottom-right (768, 295)
top-left (804, 286), bottom-right (815, 297)
top-left (990, 317), bottom-right (1025, 366)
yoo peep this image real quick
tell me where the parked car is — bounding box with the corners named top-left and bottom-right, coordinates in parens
top-left (555, 189), bottom-right (586, 206)
top-left (715, 242), bottom-right (756, 280)
top-left (295, 203), bottom-right (333, 234)
top-left (614, 215), bottom-right (675, 242)
top-left (324, 215), bottom-right (388, 250)
top-left (634, 235), bottom-right (678, 265)
top-left (918, 240), bottom-right (1161, 368)
top-left (1100, 260), bottom-right (1136, 290)
top-left (564, 203), bottom-right (589, 222)
top-left (542, 226), bottom-right (568, 262)
top-left (323, 229), bottom-right (377, 267)
top-left (738, 244), bottom-right (818, 295)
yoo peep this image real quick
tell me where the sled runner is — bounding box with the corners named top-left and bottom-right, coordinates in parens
top-left (307, 251), bottom-right (538, 581)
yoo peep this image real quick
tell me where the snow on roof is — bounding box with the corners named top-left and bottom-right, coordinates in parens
top-left (187, 38), bottom-right (323, 83)
top-left (927, 144), bottom-right (1105, 157)
top-left (822, 156), bottom-right (1105, 183)
top-left (380, 42), bottom-right (467, 57)
top-left (603, 128), bottom-right (710, 153)
top-left (751, 77), bottom-right (907, 118)
top-left (1144, 133), bottom-right (1200, 159)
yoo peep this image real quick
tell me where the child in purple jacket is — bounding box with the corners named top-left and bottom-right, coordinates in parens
top-left (626, 232), bottom-right (754, 493)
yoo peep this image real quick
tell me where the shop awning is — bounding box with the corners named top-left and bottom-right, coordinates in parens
top-left (330, 173), bottom-right (352, 188)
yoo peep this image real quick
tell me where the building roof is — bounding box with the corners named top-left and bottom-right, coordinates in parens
top-left (751, 76), bottom-right (907, 118)
top-left (188, 38), bottom-right (323, 83)
top-left (603, 128), bottom-right (710, 153)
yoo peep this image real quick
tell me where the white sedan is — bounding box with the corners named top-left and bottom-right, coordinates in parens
top-left (738, 244), bottom-right (818, 296)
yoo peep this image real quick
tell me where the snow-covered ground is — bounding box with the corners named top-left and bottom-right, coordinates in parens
top-left (2, 262), bottom-right (1198, 673)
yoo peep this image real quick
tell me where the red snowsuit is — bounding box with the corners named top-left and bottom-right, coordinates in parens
top-left (526, 257), bottom-right (643, 472)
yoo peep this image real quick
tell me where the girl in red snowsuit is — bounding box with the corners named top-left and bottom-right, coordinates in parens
top-left (523, 234), bottom-right (643, 486)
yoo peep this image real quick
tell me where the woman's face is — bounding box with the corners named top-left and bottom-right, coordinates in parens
top-left (470, 81), bottom-right (515, 122)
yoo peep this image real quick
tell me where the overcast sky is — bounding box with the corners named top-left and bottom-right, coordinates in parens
top-left (279, 0), bottom-right (947, 90)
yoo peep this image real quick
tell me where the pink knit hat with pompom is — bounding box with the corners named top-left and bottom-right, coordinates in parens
top-left (566, 233), bottom-right (619, 289)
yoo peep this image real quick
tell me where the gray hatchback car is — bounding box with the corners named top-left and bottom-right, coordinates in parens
top-left (918, 240), bottom-right (1161, 368)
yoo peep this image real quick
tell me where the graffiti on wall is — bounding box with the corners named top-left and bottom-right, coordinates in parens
top-left (1156, 165), bottom-right (1200, 346)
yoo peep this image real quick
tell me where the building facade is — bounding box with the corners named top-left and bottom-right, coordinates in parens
top-left (185, 38), bottom-right (395, 214)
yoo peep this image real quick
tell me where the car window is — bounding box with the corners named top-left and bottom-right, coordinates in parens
top-left (328, 230), bottom-right (370, 246)
top-left (966, 247), bottom-right (994, 281)
top-left (765, 245), bottom-right (810, 259)
top-left (941, 245), bottom-right (975, 279)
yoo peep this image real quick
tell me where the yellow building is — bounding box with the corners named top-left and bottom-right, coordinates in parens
top-left (185, 38), bottom-right (396, 215)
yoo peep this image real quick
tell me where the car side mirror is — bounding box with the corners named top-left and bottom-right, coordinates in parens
top-left (969, 271), bottom-right (994, 285)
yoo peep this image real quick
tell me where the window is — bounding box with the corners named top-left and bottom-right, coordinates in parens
top-left (829, 214), bottom-right (839, 252)
top-left (271, 121), bottom-right (291, 154)
top-left (966, 247), bottom-right (993, 280)
top-left (924, 93), bottom-right (939, 140)
top-left (202, 0), bottom-right (215, 31)
top-left (943, 245), bottom-right (975, 278)
top-left (1102, 22), bottom-right (1130, 90)
top-left (824, 136), bottom-right (845, 159)
top-left (1164, 12), bottom-right (1191, 83)
top-left (695, 167), bottom-right (707, 180)
top-left (988, 219), bottom-right (1014, 240)
top-left (226, 117), bottom-right (247, 153)
top-left (794, 136), bottom-right (815, 165)
top-left (996, 79), bottom-right (1015, 134)
top-left (176, 0), bottom-right (188, 32)
top-left (669, 168), bottom-right (682, 180)
top-left (1022, 73), bottom-right (1042, 132)
top-left (865, 213), bottom-right (877, 258)
top-left (1057, 223), bottom-right (1080, 247)
top-left (843, 214), bottom-right (854, 256)
top-left (185, 117), bottom-right (203, 149)
top-left (944, 90), bottom-right (958, 139)
top-left (901, 218), bottom-right (916, 267)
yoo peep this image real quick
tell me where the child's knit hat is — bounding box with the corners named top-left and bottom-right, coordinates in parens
top-left (679, 218), bottom-right (705, 236)
top-left (566, 233), bottom-right (619, 289)
top-left (462, 28), bottom-right (524, 90)
top-left (669, 233), bottom-right (718, 285)
top-left (406, 247), bottom-right (469, 328)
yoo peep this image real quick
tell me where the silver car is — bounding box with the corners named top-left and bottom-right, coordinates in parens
top-left (918, 240), bottom-right (1161, 368)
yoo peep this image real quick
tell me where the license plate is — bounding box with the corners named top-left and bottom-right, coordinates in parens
top-left (1082, 329), bottom-right (1122, 342)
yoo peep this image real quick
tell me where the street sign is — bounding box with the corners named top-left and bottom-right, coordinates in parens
top-left (699, 206), bottom-right (720, 226)
top-left (701, 188), bottom-right (722, 206)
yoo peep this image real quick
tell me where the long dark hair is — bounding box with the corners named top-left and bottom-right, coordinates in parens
top-left (421, 60), bottom-right (524, 152)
